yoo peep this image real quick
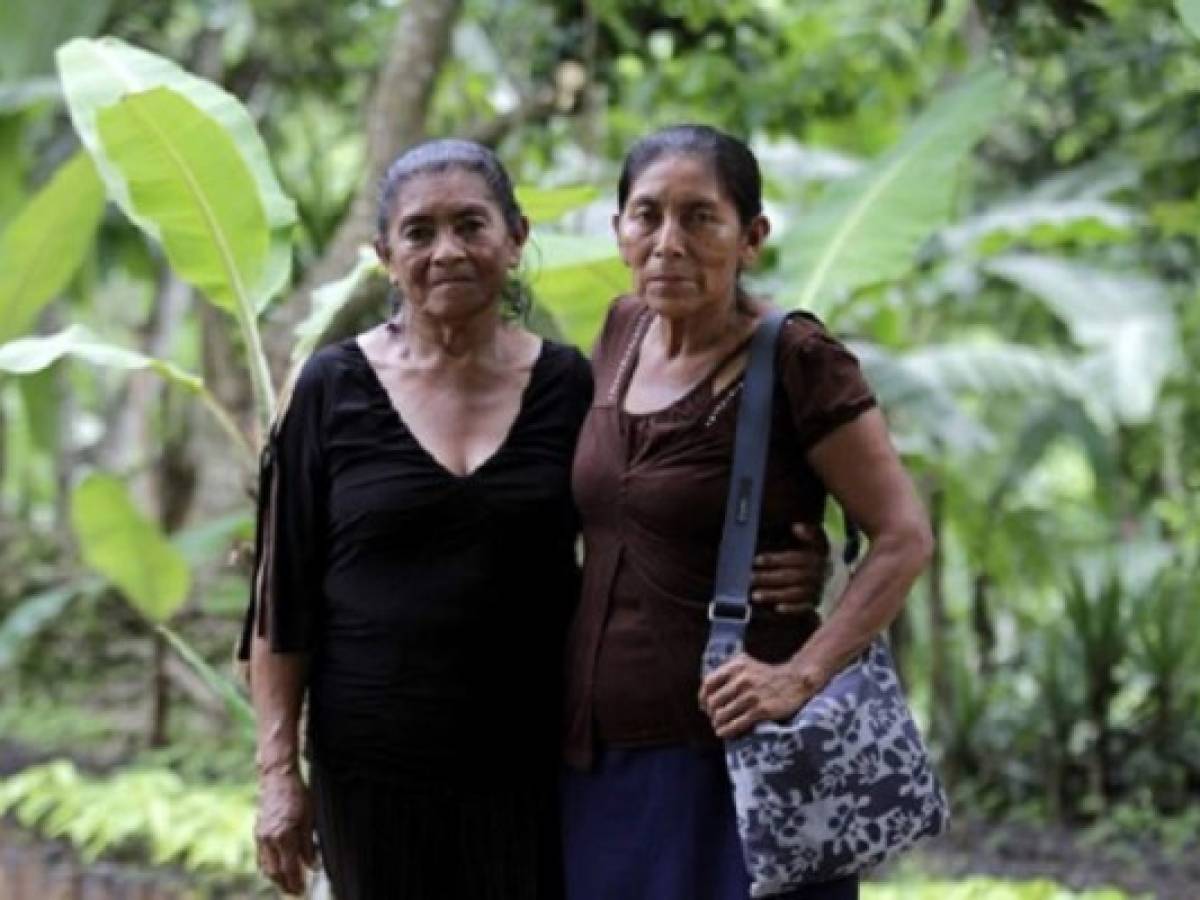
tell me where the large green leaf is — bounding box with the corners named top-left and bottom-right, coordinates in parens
top-left (70, 474), bottom-right (191, 623)
top-left (984, 254), bottom-right (1179, 424)
top-left (515, 185), bottom-right (600, 224)
top-left (0, 0), bottom-right (110, 80)
top-left (779, 67), bottom-right (1009, 315)
top-left (528, 232), bottom-right (628, 349)
top-left (851, 340), bottom-right (993, 455)
top-left (895, 342), bottom-right (1091, 404)
top-left (0, 326), bottom-right (253, 462)
top-left (97, 88), bottom-right (267, 319)
top-left (0, 151), bottom-right (104, 343)
top-left (1178, 0), bottom-right (1200, 40)
top-left (0, 324), bottom-right (201, 389)
top-left (939, 198), bottom-right (1137, 255)
top-left (55, 36), bottom-right (296, 308)
top-left (96, 86), bottom-right (276, 422)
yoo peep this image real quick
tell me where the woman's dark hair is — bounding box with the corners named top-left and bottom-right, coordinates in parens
top-left (616, 124), bottom-right (763, 228)
top-left (376, 139), bottom-right (530, 318)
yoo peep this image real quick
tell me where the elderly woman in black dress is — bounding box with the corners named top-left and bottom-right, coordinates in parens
top-left (242, 139), bottom-right (825, 899)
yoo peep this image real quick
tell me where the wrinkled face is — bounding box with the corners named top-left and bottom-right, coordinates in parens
top-left (614, 153), bottom-right (767, 319)
top-left (377, 168), bottom-right (526, 322)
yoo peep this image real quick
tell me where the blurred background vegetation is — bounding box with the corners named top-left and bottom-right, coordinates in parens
top-left (0, 0), bottom-right (1198, 896)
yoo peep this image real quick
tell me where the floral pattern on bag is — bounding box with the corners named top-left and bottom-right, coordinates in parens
top-left (704, 636), bottom-right (950, 898)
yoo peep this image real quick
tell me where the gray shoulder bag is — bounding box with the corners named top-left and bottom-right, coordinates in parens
top-left (702, 310), bottom-right (950, 897)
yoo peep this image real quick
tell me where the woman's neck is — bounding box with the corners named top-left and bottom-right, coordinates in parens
top-left (652, 293), bottom-right (747, 360)
top-left (391, 303), bottom-right (506, 367)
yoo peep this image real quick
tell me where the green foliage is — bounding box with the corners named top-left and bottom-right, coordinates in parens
top-left (0, 579), bottom-right (102, 671)
top-left (0, 151), bottom-right (105, 343)
top-left (157, 624), bottom-right (255, 739)
top-left (97, 87), bottom-right (269, 321)
top-left (778, 67), bottom-right (1010, 316)
top-left (70, 473), bottom-right (191, 624)
top-left (984, 255), bottom-right (1180, 425)
top-left (528, 232), bottom-right (629, 348)
top-left (291, 245), bottom-right (382, 366)
top-left (862, 879), bottom-right (1134, 899)
top-left (0, 0), bottom-right (110, 80)
top-left (1177, 0), bottom-right (1200, 40)
top-left (515, 185), bottom-right (600, 224)
top-left (0, 324), bottom-right (201, 390)
top-left (55, 36), bottom-right (297, 307)
top-left (0, 760), bottom-right (256, 877)
top-left (96, 85), bottom-right (277, 423)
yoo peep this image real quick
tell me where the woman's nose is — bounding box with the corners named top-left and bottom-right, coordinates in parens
top-left (652, 215), bottom-right (686, 258)
top-left (431, 228), bottom-right (465, 263)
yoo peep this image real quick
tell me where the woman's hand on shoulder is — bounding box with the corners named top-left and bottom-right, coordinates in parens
top-left (255, 769), bottom-right (316, 895)
top-left (698, 653), bottom-right (826, 740)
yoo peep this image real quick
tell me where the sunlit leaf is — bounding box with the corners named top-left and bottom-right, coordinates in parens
top-left (0, 324), bottom-right (202, 392)
top-left (528, 231), bottom-right (628, 349)
top-left (780, 67), bottom-right (1009, 316)
top-left (939, 198), bottom-right (1138, 254)
top-left (95, 86), bottom-right (276, 423)
top-left (0, 325), bottom-right (255, 463)
top-left (515, 184), bottom-right (599, 224)
top-left (1177, 0), bottom-right (1200, 39)
top-left (985, 254), bottom-right (1180, 424)
top-left (70, 473), bottom-right (191, 623)
top-left (97, 88), bottom-right (268, 320)
top-left (0, 151), bottom-right (104, 343)
top-left (56, 36), bottom-right (296, 307)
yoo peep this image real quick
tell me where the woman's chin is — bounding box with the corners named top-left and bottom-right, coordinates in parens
top-left (641, 288), bottom-right (708, 319)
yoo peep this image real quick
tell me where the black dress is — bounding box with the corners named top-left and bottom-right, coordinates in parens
top-left (239, 337), bottom-right (593, 899)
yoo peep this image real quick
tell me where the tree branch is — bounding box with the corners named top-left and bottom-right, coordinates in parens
top-left (263, 0), bottom-right (465, 379)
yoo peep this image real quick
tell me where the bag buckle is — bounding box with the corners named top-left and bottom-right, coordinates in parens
top-left (708, 596), bottom-right (751, 623)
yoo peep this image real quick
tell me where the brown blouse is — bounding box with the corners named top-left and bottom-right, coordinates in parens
top-left (563, 296), bottom-right (877, 769)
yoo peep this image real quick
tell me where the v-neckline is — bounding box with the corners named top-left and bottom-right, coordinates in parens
top-left (350, 337), bottom-right (547, 480)
top-left (616, 309), bottom-right (757, 419)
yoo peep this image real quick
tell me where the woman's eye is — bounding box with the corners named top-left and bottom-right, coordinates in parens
top-left (402, 226), bottom-right (432, 243)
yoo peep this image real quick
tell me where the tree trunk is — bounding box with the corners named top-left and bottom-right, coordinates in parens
top-left (971, 571), bottom-right (995, 675)
top-left (264, 0), bottom-right (465, 381)
top-left (927, 479), bottom-right (953, 748)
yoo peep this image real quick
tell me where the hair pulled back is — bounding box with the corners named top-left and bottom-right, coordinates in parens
top-left (617, 124), bottom-right (763, 228)
top-left (376, 139), bottom-right (529, 318)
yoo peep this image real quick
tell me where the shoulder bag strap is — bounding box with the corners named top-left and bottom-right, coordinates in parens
top-left (703, 308), bottom-right (787, 673)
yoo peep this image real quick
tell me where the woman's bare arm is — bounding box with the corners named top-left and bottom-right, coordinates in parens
top-left (701, 408), bottom-right (932, 738)
top-left (251, 635), bottom-right (315, 895)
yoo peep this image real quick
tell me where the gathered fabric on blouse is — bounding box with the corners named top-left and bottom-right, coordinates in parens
top-left (563, 296), bottom-right (877, 769)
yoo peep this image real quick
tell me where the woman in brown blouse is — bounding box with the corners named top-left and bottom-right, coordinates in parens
top-left (562, 126), bottom-right (933, 900)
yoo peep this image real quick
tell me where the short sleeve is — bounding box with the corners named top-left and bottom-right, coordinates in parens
top-left (779, 314), bottom-right (877, 452)
top-left (236, 353), bottom-right (330, 659)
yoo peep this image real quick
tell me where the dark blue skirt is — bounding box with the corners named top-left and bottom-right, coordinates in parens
top-left (562, 744), bottom-right (858, 900)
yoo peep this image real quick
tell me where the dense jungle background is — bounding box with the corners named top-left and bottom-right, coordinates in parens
top-left (1, 0), bottom-right (1199, 896)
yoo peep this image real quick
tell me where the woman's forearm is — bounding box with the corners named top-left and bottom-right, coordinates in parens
top-left (785, 520), bottom-right (932, 690)
top-left (250, 633), bottom-right (309, 776)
